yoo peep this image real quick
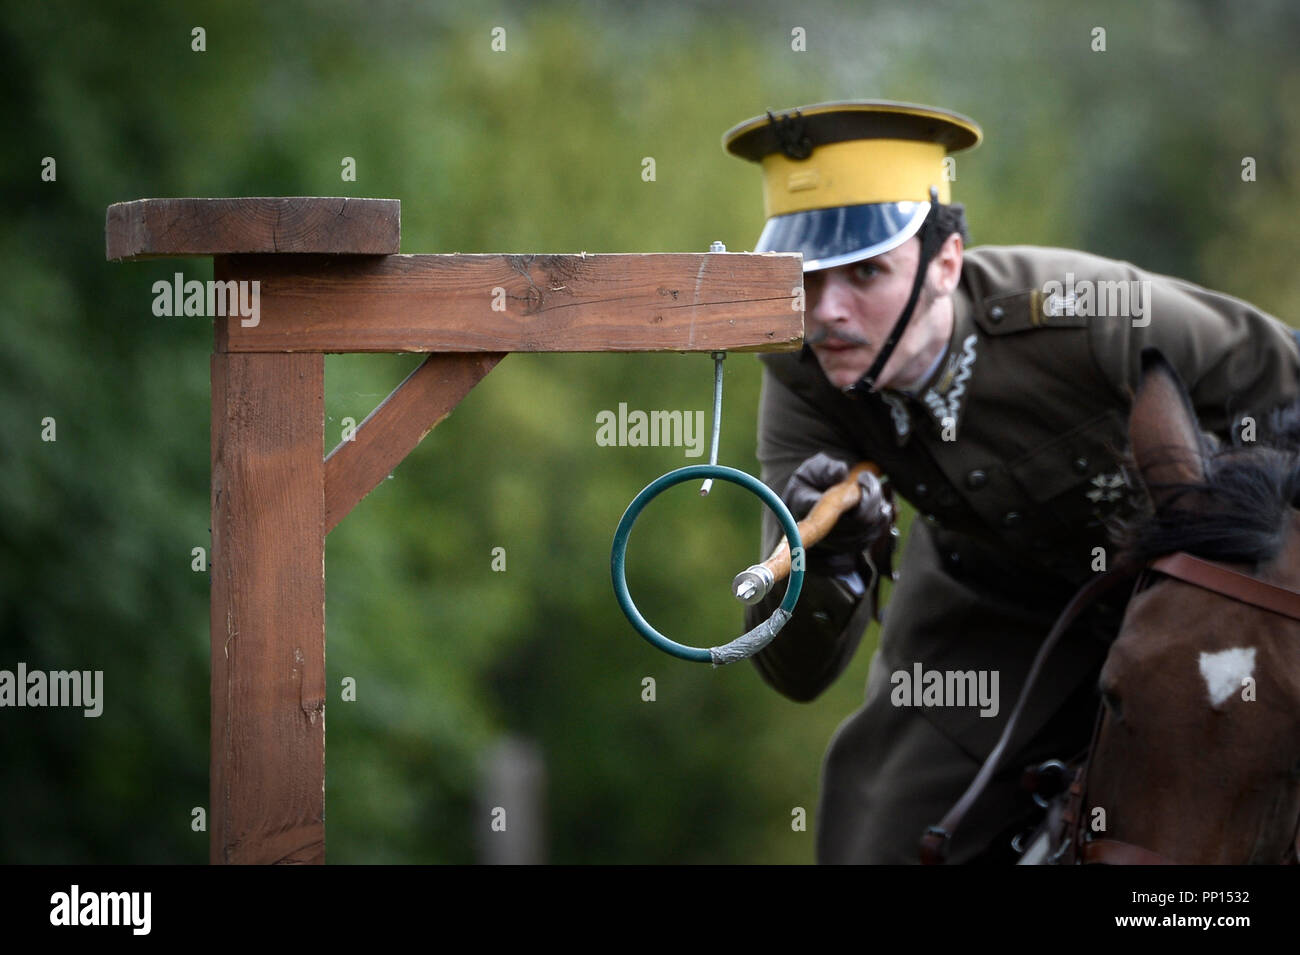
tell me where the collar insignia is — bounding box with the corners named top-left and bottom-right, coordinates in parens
top-left (919, 333), bottom-right (978, 437)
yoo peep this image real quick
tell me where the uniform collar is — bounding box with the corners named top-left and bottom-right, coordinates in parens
top-left (894, 341), bottom-right (949, 399)
top-left (893, 293), bottom-right (973, 395)
top-left (882, 292), bottom-right (980, 439)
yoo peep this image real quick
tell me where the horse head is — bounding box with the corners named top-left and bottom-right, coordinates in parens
top-left (1084, 348), bottom-right (1300, 863)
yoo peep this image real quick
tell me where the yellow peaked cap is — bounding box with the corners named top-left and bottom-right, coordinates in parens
top-left (723, 100), bottom-right (982, 219)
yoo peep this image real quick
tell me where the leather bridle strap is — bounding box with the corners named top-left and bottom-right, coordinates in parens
top-left (919, 568), bottom-right (1136, 864)
top-left (1150, 553), bottom-right (1300, 622)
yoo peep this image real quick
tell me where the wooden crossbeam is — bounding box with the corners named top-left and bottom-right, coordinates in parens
top-left (213, 252), bottom-right (803, 353)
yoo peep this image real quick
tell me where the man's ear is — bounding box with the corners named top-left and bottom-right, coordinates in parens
top-left (929, 231), bottom-right (963, 295)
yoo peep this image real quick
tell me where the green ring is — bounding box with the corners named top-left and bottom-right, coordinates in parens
top-left (610, 465), bottom-right (804, 663)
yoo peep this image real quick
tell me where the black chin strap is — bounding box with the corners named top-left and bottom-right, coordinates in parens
top-left (846, 188), bottom-right (946, 398)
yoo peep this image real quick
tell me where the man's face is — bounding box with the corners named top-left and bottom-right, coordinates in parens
top-left (804, 236), bottom-right (945, 391)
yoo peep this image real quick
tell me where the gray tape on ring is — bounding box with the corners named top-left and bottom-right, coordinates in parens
top-left (708, 608), bottom-right (792, 667)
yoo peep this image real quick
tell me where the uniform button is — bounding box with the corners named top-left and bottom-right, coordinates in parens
top-left (1073, 457), bottom-right (1089, 474)
top-left (947, 552), bottom-right (962, 570)
top-left (989, 305), bottom-right (1005, 323)
top-left (1002, 511), bottom-right (1021, 527)
top-left (923, 513), bottom-right (939, 525)
top-left (966, 469), bottom-right (988, 490)
top-left (915, 482), bottom-right (929, 497)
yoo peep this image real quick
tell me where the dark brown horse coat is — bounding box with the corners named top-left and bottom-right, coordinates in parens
top-left (743, 244), bottom-right (1300, 862)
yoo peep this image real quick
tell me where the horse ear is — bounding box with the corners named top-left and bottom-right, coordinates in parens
top-left (1128, 347), bottom-right (1207, 506)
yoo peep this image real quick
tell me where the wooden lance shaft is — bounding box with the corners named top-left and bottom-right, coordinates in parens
top-left (733, 461), bottom-right (881, 604)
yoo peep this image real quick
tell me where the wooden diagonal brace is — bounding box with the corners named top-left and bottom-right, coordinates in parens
top-left (324, 352), bottom-right (505, 533)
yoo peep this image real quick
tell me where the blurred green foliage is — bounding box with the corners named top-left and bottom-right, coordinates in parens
top-left (2, 0), bottom-right (1298, 862)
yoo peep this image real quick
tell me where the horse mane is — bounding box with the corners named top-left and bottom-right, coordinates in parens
top-left (1109, 399), bottom-right (1300, 570)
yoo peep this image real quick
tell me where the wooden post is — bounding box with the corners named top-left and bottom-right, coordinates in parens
top-left (105, 197), bottom-right (803, 864)
top-left (110, 197), bottom-right (402, 865)
top-left (210, 352), bottom-right (325, 863)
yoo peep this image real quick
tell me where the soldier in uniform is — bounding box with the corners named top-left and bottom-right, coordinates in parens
top-left (724, 100), bottom-right (1300, 863)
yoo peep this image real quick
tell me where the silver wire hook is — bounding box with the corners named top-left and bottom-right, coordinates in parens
top-left (700, 350), bottom-right (726, 495)
top-left (700, 241), bottom-right (727, 496)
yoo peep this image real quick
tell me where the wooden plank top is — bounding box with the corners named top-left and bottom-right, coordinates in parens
top-left (106, 197), bottom-right (401, 261)
top-left (214, 252), bottom-right (804, 353)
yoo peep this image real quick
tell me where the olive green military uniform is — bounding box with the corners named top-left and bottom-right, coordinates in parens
top-left (743, 244), bottom-right (1300, 863)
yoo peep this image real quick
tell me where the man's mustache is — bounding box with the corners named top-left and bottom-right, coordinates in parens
top-left (805, 325), bottom-right (873, 347)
